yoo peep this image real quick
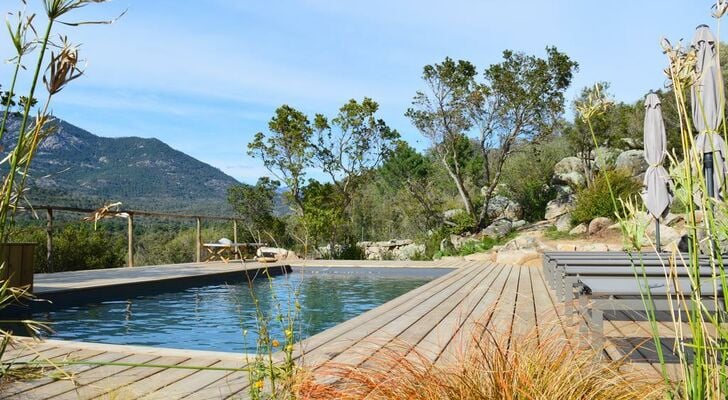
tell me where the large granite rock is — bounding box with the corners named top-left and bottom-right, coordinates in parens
top-left (358, 239), bottom-right (424, 260)
top-left (496, 249), bottom-right (541, 266)
top-left (545, 194), bottom-right (575, 220)
top-left (569, 223), bottom-right (588, 235)
top-left (592, 146), bottom-right (620, 171)
top-left (555, 213), bottom-right (572, 232)
top-left (588, 217), bottom-right (613, 235)
top-left (485, 195), bottom-right (523, 221)
top-left (645, 224), bottom-right (681, 248)
top-left (481, 219), bottom-right (513, 240)
top-left (552, 156), bottom-right (587, 188)
top-left (615, 149), bottom-right (648, 178)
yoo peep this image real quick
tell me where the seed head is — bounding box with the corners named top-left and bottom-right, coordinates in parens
top-left (43, 37), bottom-right (83, 95)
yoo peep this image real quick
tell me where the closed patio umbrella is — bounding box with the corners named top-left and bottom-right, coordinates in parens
top-left (643, 93), bottom-right (672, 250)
top-left (691, 24), bottom-right (728, 199)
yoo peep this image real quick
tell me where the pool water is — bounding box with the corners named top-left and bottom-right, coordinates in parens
top-left (33, 267), bottom-right (449, 352)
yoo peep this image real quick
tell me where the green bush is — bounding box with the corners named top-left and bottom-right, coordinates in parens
top-left (499, 138), bottom-right (571, 222)
top-left (571, 169), bottom-right (641, 225)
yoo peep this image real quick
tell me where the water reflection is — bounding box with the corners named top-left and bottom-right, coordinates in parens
top-left (34, 267), bottom-right (448, 352)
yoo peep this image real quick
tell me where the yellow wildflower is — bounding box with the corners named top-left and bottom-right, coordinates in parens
top-left (255, 380), bottom-right (264, 390)
top-left (271, 339), bottom-right (280, 347)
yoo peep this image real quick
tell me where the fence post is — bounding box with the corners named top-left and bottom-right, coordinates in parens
top-left (196, 217), bottom-right (202, 262)
top-left (46, 208), bottom-right (53, 273)
top-left (233, 220), bottom-right (238, 244)
top-left (127, 213), bottom-right (134, 267)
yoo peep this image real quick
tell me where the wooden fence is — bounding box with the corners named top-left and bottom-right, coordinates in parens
top-left (21, 205), bottom-right (244, 271)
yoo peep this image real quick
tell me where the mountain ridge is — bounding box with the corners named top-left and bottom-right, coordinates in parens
top-left (1, 114), bottom-right (240, 215)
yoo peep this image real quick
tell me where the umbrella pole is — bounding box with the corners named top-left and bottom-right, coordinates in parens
top-left (655, 217), bottom-right (661, 252)
top-left (704, 151), bottom-right (715, 198)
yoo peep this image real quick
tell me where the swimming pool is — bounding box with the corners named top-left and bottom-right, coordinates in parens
top-left (32, 267), bottom-right (451, 352)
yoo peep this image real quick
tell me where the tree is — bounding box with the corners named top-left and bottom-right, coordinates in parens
top-left (311, 98), bottom-right (399, 247)
top-left (406, 58), bottom-right (480, 218)
top-left (408, 48), bottom-right (578, 229)
top-left (312, 97), bottom-right (400, 210)
top-left (248, 105), bottom-right (312, 216)
top-left (379, 140), bottom-right (442, 227)
top-left (227, 177), bottom-right (282, 239)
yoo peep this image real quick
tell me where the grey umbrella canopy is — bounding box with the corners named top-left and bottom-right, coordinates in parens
top-left (691, 24), bottom-right (728, 198)
top-left (643, 93), bottom-right (672, 221)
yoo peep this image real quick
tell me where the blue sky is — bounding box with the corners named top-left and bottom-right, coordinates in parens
top-left (0, 1), bottom-right (717, 183)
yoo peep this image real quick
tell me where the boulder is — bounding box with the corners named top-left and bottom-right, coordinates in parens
top-left (450, 234), bottom-right (480, 250)
top-left (440, 238), bottom-right (454, 254)
top-left (620, 137), bottom-right (642, 150)
top-left (569, 223), bottom-right (588, 235)
top-left (552, 156), bottom-right (588, 188)
top-left (615, 149), bottom-right (648, 178)
top-left (496, 249), bottom-right (541, 266)
top-left (544, 194), bottom-right (575, 220)
top-left (663, 213), bottom-right (684, 227)
top-left (592, 146), bottom-right (620, 171)
top-left (555, 213), bottom-right (572, 232)
top-left (576, 243), bottom-right (610, 252)
top-left (588, 217), bottom-right (613, 235)
top-left (463, 252), bottom-right (497, 262)
top-left (553, 184), bottom-right (573, 198)
top-left (553, 156), bottom-right (583, 175)
top-left (481, 219), bottom-right (512, 240)
top-left (501, 235), bottom-right (540, 251)
top-left (395, 243), bottom-right (426, 260)
top-left (556, 243), bottom-right (577, 251)
top-left (512, 220), bottom-right (527, 230)
top-left (645, 224), bottom-right (681, 248)
top-left (358, 239), bottom-right (423, 260)
top-left (485, 195), bottom-right (523, 221)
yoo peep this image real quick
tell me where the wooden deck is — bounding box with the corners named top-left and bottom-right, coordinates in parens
top-left (1, 261), bottom-right (674, 399)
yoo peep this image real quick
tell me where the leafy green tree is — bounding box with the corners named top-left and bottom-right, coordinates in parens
top-left (300, 179), bottom-right (342, 249)
top-left (406, 58), bottom-right (480, 218)
top-left (312, 98), bottom-right (399, 247)
top-left (379, 140), bottom-right (442, 227)
top-left (227, 177), bottom-right (285, 241)
top-left (408, 48), bottom-right (577, 229)
top-left (248, 105), bottom-right (312, 216)
top-left (312, 97), bottom-right (399, 210)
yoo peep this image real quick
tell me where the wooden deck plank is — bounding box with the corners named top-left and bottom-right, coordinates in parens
top-left (17, 353), bottom-right (160, 400)
top-left (108, 357), bottom-right (220, 399)
top-left (484, 263), bottom-right (521, 342)
top-left (53, 355), bottom-right (187, 400)
top-left (357, 263), bottom-right (498, 367)
top-left (531, 266), bottom-right (568, 342)
top-left (512, 265), bottom-right (535, 338)
top-left (0, 348), bottom-right (105, 398)
top-left (137, 359), bottom-right (243, 400)
top-left (406, 263), bottom-right (505, 364)
top-left (183, 370), bottom-right (250, 400)
top-left (435, 264), bottom-right (513, 366)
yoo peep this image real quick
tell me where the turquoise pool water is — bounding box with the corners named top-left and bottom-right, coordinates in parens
top-left (32, 267), bottom-right (449, 352)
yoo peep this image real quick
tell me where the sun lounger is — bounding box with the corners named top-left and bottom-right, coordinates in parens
top-left (542, 251), bottom-right (726, 347)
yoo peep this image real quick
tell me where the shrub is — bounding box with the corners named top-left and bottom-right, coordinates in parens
top-left (499, 138), bottom-right (571, 222)
top-left (294, 318), bottom-right (666, 399)
top-left (571, 169), bottom-right (641, 225)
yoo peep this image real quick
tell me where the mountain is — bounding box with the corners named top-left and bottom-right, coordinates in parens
top-left (1, 114), bottom-right (241, 215)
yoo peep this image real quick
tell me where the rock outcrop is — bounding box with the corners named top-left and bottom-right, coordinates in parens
top-left (358, 240), bottom-right (426, 261)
